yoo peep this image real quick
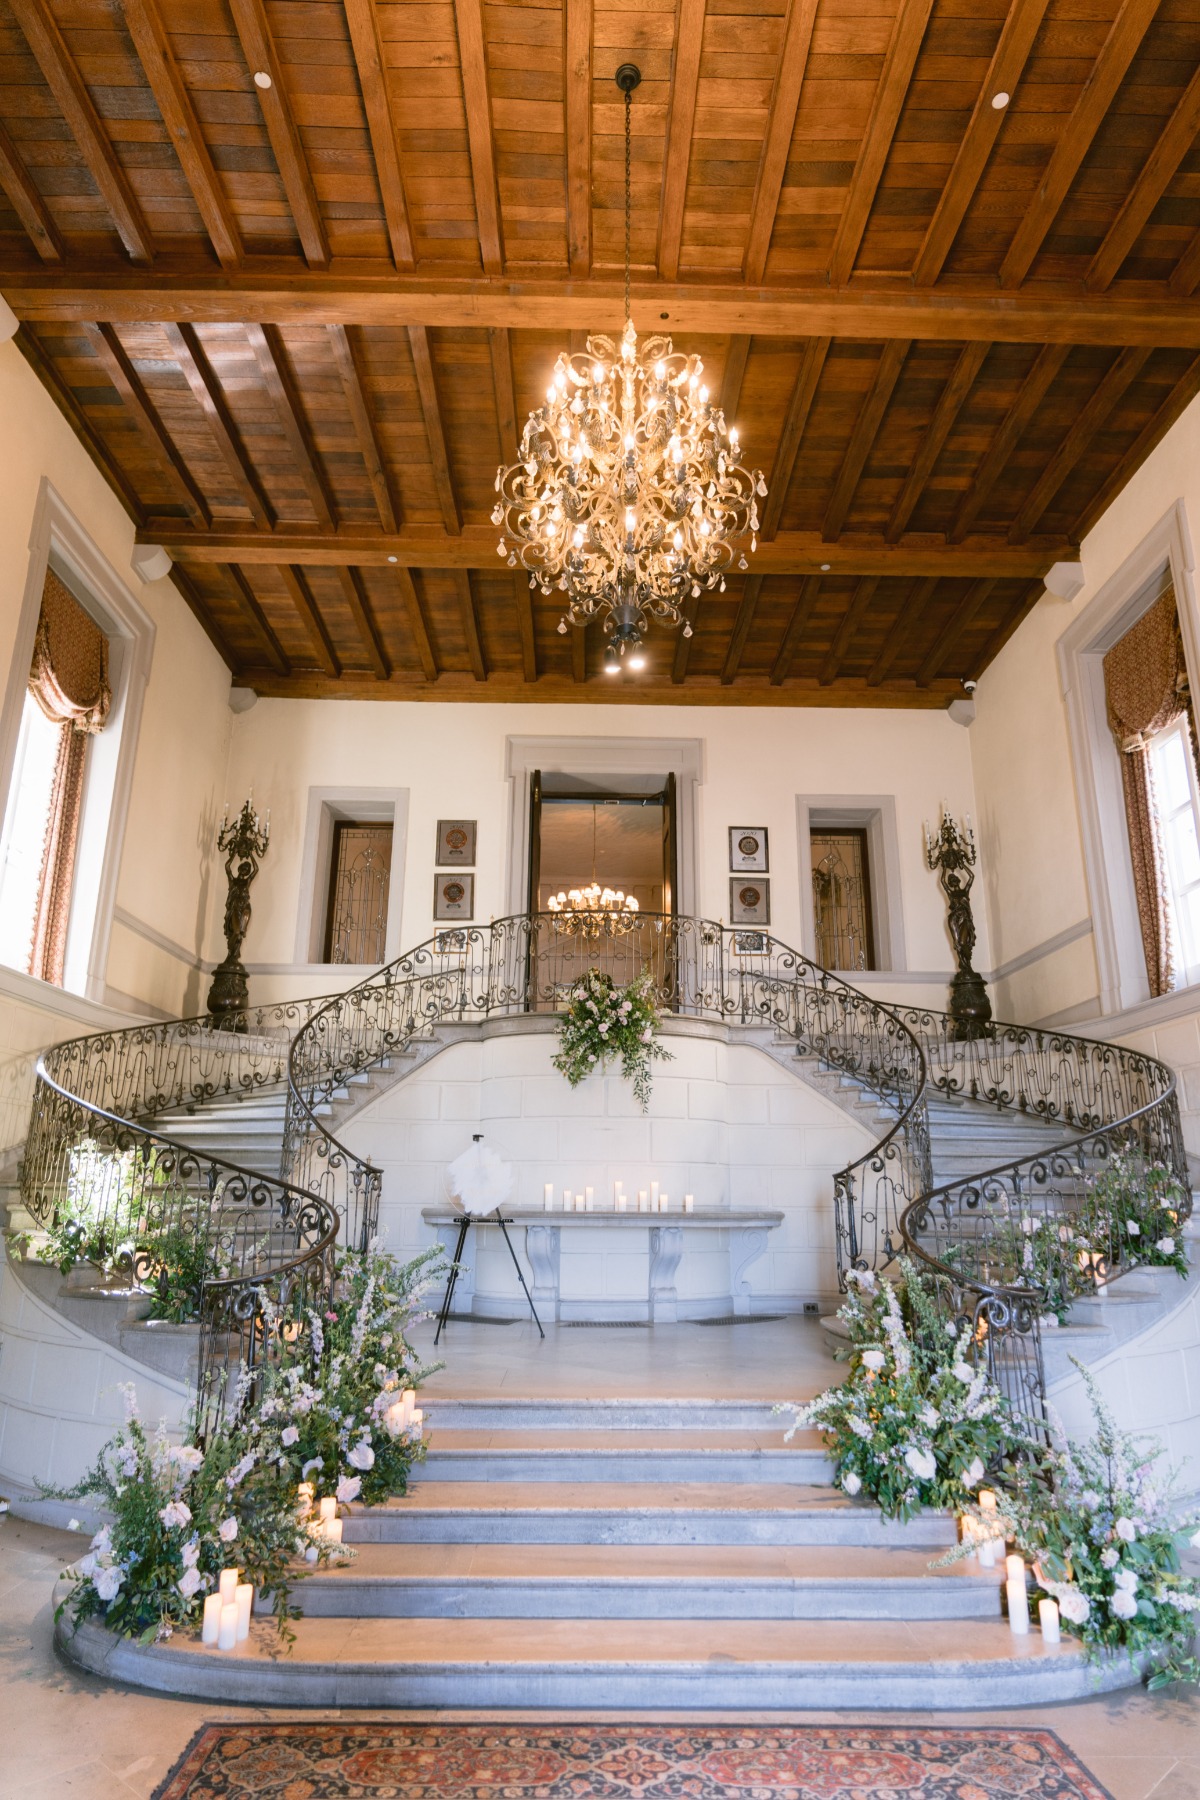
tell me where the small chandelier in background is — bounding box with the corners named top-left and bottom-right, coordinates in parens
top-left (547, 884), bottom-right (640, 935)
top-left (493, 64), bottom-right (766, 673)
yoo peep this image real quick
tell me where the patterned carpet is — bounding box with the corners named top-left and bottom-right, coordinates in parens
top-left (152, 1722), bottom-right (1113, 1800)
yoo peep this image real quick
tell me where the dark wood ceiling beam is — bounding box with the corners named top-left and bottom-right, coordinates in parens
top-left (120, 0), bottom-right (240, 269)
top-left (721, 574), bottom-right (762, 683)
top-left (658, 0), bottom-right (706, 282)
top-left (917, 578), bottom-right (996, 684)
top-left (279, 564), bottom-right (340, 674)
top-left (1170, 230), bottom-right (1200, 297)
top-left (162, 322), bottom-right (272, 528)
top-left (0, 119), bottom-right (63, 262)
top-left (999, 0), bottom-right (1162, 290)
top-left (720, 336), bottom-right (751, 424)
top-left (564, 0), bottom-right (593, 277)
top-left (14, 325), bottom-right (144, 520)
top-left (572, 620), bottom-right (587, 684)
top-left (1085, 63), bottom-right (1200, 292)
top-left (885, 343), bottom-right (989, 542)
top-left (867, 575), bottom-right (938, 684)
top-left (395, 566), bottom-right (438, 680)
top-left (826, 0), bottom-right (935, 285)
top-left (948, 344), bottom-right (1070, 542)
top-left (234, 668), bottom-right (960, 706)
top-left (515, 574), bottom-right (537, 682)
top-left (770, 575), bottom-right (821, 684)
top-left (489, 327), bottom-right (518, 462)
top-left (245, 322), bottom-right (336, 529)
top-left (85, 321), bottom-right (210, 525)
top-left (11, 275), bottom-right (1200, 348)
top-left (912, 0), bottom-right (1050, 286)
top-left (453, 569), bottom-right (486, 679)
top-left (344, 0), bottom-right (415, 271)
top-left (228, 0), bottom-right (328, 268)
top-left (1074, 352), bottom-right (1200, 538)
top-left (223, 562), bottom-right (290, 673)
top-left (338, 566), bottom-right (390, 677)
top-left (408, 325), bottom-right (461, 534)
top-left (144, 523), bottom-right (1067, 578)
top-left (328, 323), bottom-right (400, 533)
top-left (1008, 347), bottom-right (1150, 543)
top-left (743, 0), bottom-right (819, 283)
top-left (8, 0), bottom-right (153, 263)
top-left (453, 0), bottom-right (503, 278)
top-left (823, 341), bottom-right (910, 540)
top-left (761, 338), bottom-right (830, 540)
top-left (820, 577), bottom-right (879, 684)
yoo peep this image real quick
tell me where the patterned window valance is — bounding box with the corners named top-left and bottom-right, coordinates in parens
top-left (28, 568), bottom-right (112, 733)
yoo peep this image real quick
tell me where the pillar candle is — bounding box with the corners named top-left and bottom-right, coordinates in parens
top-left (617, 1194), bottom-right (628, 1212)
top-left (217, 1602), bottom-right (239, 1651)
top-left (201, 1592), bottom-right (223, 1645)
top-left (321, 1517), bottom-right (343, 1545)
top-left (650, 1181), bottom-right (660, 1205)
top-left (319, 1496), bottom-right (337, 1524)
top-left (563, 1187), bottom-right (571, 1210)
top-left (613, 1181), bottom-right (622, 1207)
top-left (585, 1186), bottom-right (594, 1208)
top-left (638, 1191), bottom-right (648, 1212)
top-left (977, 1535), bottom-right (997, 1568)
top-left (1039, 1597), bottom-right (1061, 1644)
top-left (684, 1194), bottom-right (694, 1213)
top-left (296, 1481), bottom-right (314, 1518)
top-left (660, 1194), bottom-right (669, 1212)
top-left (575, 1193), bottom-right (585, 1212)
top-left (235, 1582), bottom-right (253, 1641)
top-left (410, 1409), bottom-right (424, 1439)
top-left (1007, 1578), bottom-right (1030, 1633)
top-left (978, 1488), bottom-right (997, 1514)
top-left (1006, 1553), bottom-right (1025, 1583)
top-left (400, 1388), bottom-right (415, 1426)
top-left (218, 1567), bottom-right (239, 1606)
top-left (544, 1183), bottom-right (554, 1210)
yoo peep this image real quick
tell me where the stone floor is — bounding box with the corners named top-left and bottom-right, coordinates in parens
top-left (2, 1316), bottom-right (1198, 1798)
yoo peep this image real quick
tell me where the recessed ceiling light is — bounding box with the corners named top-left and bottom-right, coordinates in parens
top-left (387, 555), bottom-right (398, 564)
top-left (253, 70), bottom-right (272, 89)
top-left (991, 91), bottom-right (1010, 109)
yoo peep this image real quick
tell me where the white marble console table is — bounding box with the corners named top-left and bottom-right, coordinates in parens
top-left (421, 1207), bottom-right (785, 1324)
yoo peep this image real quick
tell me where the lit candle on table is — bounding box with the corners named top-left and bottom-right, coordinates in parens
top-left (638, 1191), bottom-right (648, 1212)
top-left (202, 1593), bottom-right (222, 1645)
top-left (319, 1496), bottom-right (337, 1525)
top-left (217, 1602), bottom-right (239, 1651)
top-left (544, 1183), bottom-right (554, 1210)
top-left (650, 1181), bottom-right (660, 1207)
top-left (585, 1186), bottom-right (594, 1211)
top-left (575, 1193), bottom-right (585, 1212)
top-left (977, 1488), bottom-right (999, 1566)
top-left (617, 1193), bottom-right (628, 1212)
top-left (1006, 1554), bottom-right (1029, 1634)
top-left (235, 1581), bottom-right (253, 1640)
top-left (660, 1194), bottom-right (669, 1212)
top-left (324, 1518), bottom-right (343, 1545)
top-left (218, 1567), bottom-right (239, 1606)
top-left (684, 1194), bottom-right (694, 1213)
top-left (563, 1187), bottom-right (571, 1210)
top-left (1039, 1597), bottom-right (1061, 1644)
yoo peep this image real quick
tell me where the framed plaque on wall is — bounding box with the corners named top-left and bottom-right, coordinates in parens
top-left (434, 873), bottom-right (474, 920)
top-left (730, 877), bottom-right (770, 925)
top-left (729, 827), bottom-right (768, 872)
top-left (436, 819), bottom-right (477, 865)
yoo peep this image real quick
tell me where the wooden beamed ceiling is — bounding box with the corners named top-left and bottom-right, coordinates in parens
top-left (2, 0), bottom-right (1199, 705)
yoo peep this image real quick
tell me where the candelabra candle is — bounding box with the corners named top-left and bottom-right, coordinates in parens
top-left (235, 1582), bottom-right (254, 1640)
top-left (218, 1567), bottom-right (239, 1606)
top-left (201, 1593), bottom-right (223, 1645)
top-left (1039, 1597), bottom-right (1061, 1644)
top-left (217, 1602), bottom-right (239, 1651)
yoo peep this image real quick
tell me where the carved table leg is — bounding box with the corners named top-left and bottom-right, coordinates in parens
top-left (649, 1225), bottom-right (684, 1323)
top-left (525, 1224), bottom-right (561, 1323)
top-left (730, 1225), bottom-right (769, 1316)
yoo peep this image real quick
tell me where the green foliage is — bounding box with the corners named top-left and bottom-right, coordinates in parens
top-left (783, 1261), bottom-right (1015, 1522)
top-left (552, 969), bottom-right (672, 1110)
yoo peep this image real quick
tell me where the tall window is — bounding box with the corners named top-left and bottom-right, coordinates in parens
top-left (322, 821), bottom-right (393, 964)
top-left (0, 569), bottom-right (110, 984)
top-left (1103, 587), bottom-right (1200, 997)
top-left (810, 828), bottom-right (875, 971)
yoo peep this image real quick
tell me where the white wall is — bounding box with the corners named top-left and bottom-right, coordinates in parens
top-left (0, 338), bottom-right (233, 1025)
top-left (339, 1021), bottom-right (874, 1310)
top-left (225, 697), bottom-right (985, 1010)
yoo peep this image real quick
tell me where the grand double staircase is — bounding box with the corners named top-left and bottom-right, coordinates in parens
top-left (7, 911), bottom-right (1194, 1706)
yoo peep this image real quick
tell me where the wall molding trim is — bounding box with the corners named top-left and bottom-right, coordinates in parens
top-left (0, 960), bottom-right (150, 1031)
top-left (111, 906), bottom-right (211, 975)
top-left (990, 917), bottom-right (1094, 984)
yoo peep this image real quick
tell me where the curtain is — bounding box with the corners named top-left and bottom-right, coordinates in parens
top-left (26, 570), bottom-right (111, 984)
top-left (1102, 589), bottom-right (1191, 998)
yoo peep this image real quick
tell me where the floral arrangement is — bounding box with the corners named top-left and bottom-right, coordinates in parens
top-left (45, 1243), bottom-right (444, 1646)
top-left (782, 1261), bottom-right (1013, 1522)
top-left (956, 1366), bottom-right (1200, 1688)
top-left (552, 969), bottom-right (671, 1110)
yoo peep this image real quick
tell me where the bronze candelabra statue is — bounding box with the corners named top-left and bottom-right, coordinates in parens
top-left (924, 808), bottom-right (992, 1041)
top-left (206, 796), bottom-right (270, 1032)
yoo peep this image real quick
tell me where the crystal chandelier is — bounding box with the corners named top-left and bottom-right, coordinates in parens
top-left (493, 64), bottom-right (766, 672)
top-left (546, 883), bottom-right (640, 937)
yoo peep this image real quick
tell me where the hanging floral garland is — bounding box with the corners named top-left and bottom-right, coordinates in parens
top-left (552, 969), bottom-right (671, 1110)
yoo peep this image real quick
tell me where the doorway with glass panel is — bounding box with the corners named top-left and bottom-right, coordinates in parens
top-left (528, 773), bottom-right (677, 1004)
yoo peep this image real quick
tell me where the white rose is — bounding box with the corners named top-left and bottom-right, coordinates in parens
top-left (1156, 1237), bottom-right (1176, 1255)
top-left (218, 1517), bottom-right (238, 1543)
top-left (904, 1446), bottom-right (937, 1482)
top-left (962, 1457), bottom-right (985, 1489)
top-left (1115, 1517), bottom-right (1136, 1542)
top-left (93, 1566), bottom-right (124, 1602)
top-left (952, 1362), bottom-right (975, 1384)
top-left (1100, 1547), bottom-right (1119, 1569)
top-left (1111, 1588), bottom-right (1138, 1620)
top-left (1126, 1219), bottom-right (1141, 1237)
top-left (336, 1475), bottom-right (362, 1505)
top-left (842, 1471), bottom-right (862, 1496)
top-left (1113, 1567), bottom-right (1138, 1591)
top-left (181, 1540), bottom-right (200, 1568)
top-left (1057, 1586), bottom-right (1091, 1625)
top-left (280, 1426), bottom-right (299, 1447)
top-left (347, 1441), bottom-right (375, 1471)
top-left (860, 1350), bottom-right (885, 1372)
top-left (177, 1566), bottom-right (203, 1600)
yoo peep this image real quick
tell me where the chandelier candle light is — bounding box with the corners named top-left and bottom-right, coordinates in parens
top-left (493, 64), bottom-right (765, 673)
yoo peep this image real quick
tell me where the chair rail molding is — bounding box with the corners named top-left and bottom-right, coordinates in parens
top-left (1057, 498), bottom-right (1198, 1017)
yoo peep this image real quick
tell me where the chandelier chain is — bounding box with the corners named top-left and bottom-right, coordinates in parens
top-left (624, 83), bottom-right (631, 326)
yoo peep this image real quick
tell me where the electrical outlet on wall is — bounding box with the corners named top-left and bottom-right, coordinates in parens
top-left (803, 1301), bottom-right (819, 1315)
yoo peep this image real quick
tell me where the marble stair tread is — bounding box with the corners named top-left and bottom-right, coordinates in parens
top-left (416, 1398), bottom-right (806, 1429)
top-left (421, 1427), bottom-right (819, 1448)
top-left (416, 1431), bottom-right (830, 1482)
top-left (307, 1541), bottom-right (992, 1581)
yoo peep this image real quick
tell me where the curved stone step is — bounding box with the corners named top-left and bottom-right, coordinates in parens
top-left (419, 1396), bottom-right (795, 1431)
top-left (290, 1541), bottom-right (1003, 1620)
top-left (417, 1429), bottom-right (831, 1485)
top-left (58, 1609), bottom-right (1143, 1710)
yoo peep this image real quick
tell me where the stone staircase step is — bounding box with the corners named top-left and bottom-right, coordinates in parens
top-left (347, 1482), bottom-right (957, 1548)
top-left (417, 1428), bottom-right (831, 1484)
top-left (419, 1397), bottom-right (793, 1431)
top-left (290, 1541), bottom-right (1003, 1620)
top-left (68, 1611), bottom-right (1129, 1710)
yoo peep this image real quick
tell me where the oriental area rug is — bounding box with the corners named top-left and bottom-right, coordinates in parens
top-left (152, 1722), bottom-right (1112, 1800)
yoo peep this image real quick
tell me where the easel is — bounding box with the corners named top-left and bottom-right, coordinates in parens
top-left (434, 1209), bottom-right (545, 1345)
